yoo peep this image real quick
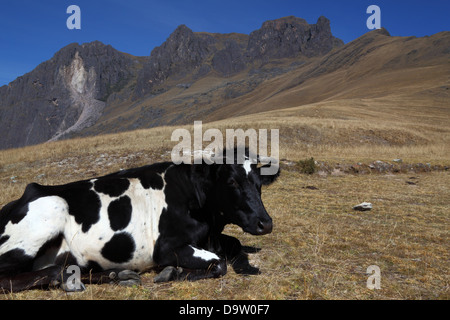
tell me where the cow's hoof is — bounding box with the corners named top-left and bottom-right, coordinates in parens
top-left (241, 246), bottom-right (261, 253)
top-left (231, 253), bottom-right (260, 275)
top-left (235, 265), bottom-right (260, 275)
top-left (109, 270), bottom-right (141, 287)
top-left (154, 266), bottom-right (183, 283)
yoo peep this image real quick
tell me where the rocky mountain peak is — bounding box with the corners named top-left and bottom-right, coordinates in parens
top-left (260, 15), bottom-right (309, 30)
top-left (246, 16), bottom-right (343, 60)
top-left (135, 25), bottom-right (216, 96)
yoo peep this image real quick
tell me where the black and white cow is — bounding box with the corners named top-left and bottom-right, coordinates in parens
top-left (0, 150), bottom-right (279, 292)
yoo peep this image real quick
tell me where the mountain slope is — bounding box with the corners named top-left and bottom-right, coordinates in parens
top-left (0, 16), bottom-right (343, 149)
top-left (207, 28), bottom-right (450, 118)
top-left (0, 16), bottom-right (449, 150)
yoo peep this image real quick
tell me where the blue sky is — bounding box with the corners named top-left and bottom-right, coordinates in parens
top-left (0, 0), bottom-right (449, 86)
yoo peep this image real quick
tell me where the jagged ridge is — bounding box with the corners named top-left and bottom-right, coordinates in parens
top-left (135, 16), bottom-right (343, 96)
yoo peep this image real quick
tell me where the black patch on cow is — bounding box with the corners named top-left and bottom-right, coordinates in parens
top-left (0, 203), bottom-right (28, 234)
top-left (138, 171), bottom-right (164, 190)
top-left (55, 251), bottom-right (78, 268)
top-left (94, 178), bottom-right (130, 197)
top-left (101, 232), bottom-right (135, 263)
top-left (35, 234), bottom-right (63, 259)
top-left (0, 248), bottom-right (33, 275)
top-left (0, 184), bottom-right (44, 234)
top-left (0, 235), bottom-right (9, 247)
top-left (52, 181), bottom-right (101, 233)
top-left (85, 260), bottom-right (103, 273)
top-left (108, 196), bottom-right (132, 231)
top-left (0, 200), bottom-right (25, 229)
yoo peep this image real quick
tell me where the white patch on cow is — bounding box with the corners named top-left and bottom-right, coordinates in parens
top-left (243, 160), bottom-right (252, 176)
top-left (190, 245), bottom-right (219, 261)
top-left (0, 196), bottom-right (68, 258)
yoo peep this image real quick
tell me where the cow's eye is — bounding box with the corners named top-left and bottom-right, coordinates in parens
top-left (227, 178), bottom-right (239, 188)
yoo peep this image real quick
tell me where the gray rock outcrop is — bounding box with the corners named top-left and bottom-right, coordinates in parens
top-left (0, 41), bottom-right (136, 149)
top-left (246, 16), bottom-right (344, 61)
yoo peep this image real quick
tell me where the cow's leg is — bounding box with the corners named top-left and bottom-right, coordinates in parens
top-left (153, 243), bottom-right (227, 282)
top-left (0, 265), bottom-right (64, 293)
top-left (0, 235), bottom-right (67, 293)
top-left (0, 247), bottom-right (83, 293)
top-left (216, 234), bottom-right (260, 275)
top-left (0, 265), bottom-right (142, 293)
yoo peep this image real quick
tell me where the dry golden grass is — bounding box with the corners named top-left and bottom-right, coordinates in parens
top-left (0, 96), bottom-right (448, 300)
top-left (1, 172), bottom-right (448, 300)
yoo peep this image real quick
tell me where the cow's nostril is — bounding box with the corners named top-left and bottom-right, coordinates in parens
top-left (257, 220), bottom-right (272, 235)
top-left (258, 221), bottom-right (265, 229)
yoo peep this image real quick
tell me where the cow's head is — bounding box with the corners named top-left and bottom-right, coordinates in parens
top-left (204, 150), bottom-right (280, 236)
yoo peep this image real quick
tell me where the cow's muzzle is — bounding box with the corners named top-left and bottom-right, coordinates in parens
top-left (255, 220), bottom-right (273, 235)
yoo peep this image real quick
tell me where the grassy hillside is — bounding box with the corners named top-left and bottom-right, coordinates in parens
top-left (0, 94), bottom-right (448, 299)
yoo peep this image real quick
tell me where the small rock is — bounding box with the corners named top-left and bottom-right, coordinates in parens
top-left (176, 83), bottom-right (191, 89)
top-left (371, 160), bottom-right (393, 173)
top-left (331, 168), bottom-right (344, 176)
top-left (393, 159), bottom-right (402, 163)
top-left (353, 202), bottom-right (372, 211)
top-left (318, 170), bottom-right (328, 177)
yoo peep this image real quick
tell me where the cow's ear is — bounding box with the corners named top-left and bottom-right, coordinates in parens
top-left (258, 164), bottom-right (280, 185)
